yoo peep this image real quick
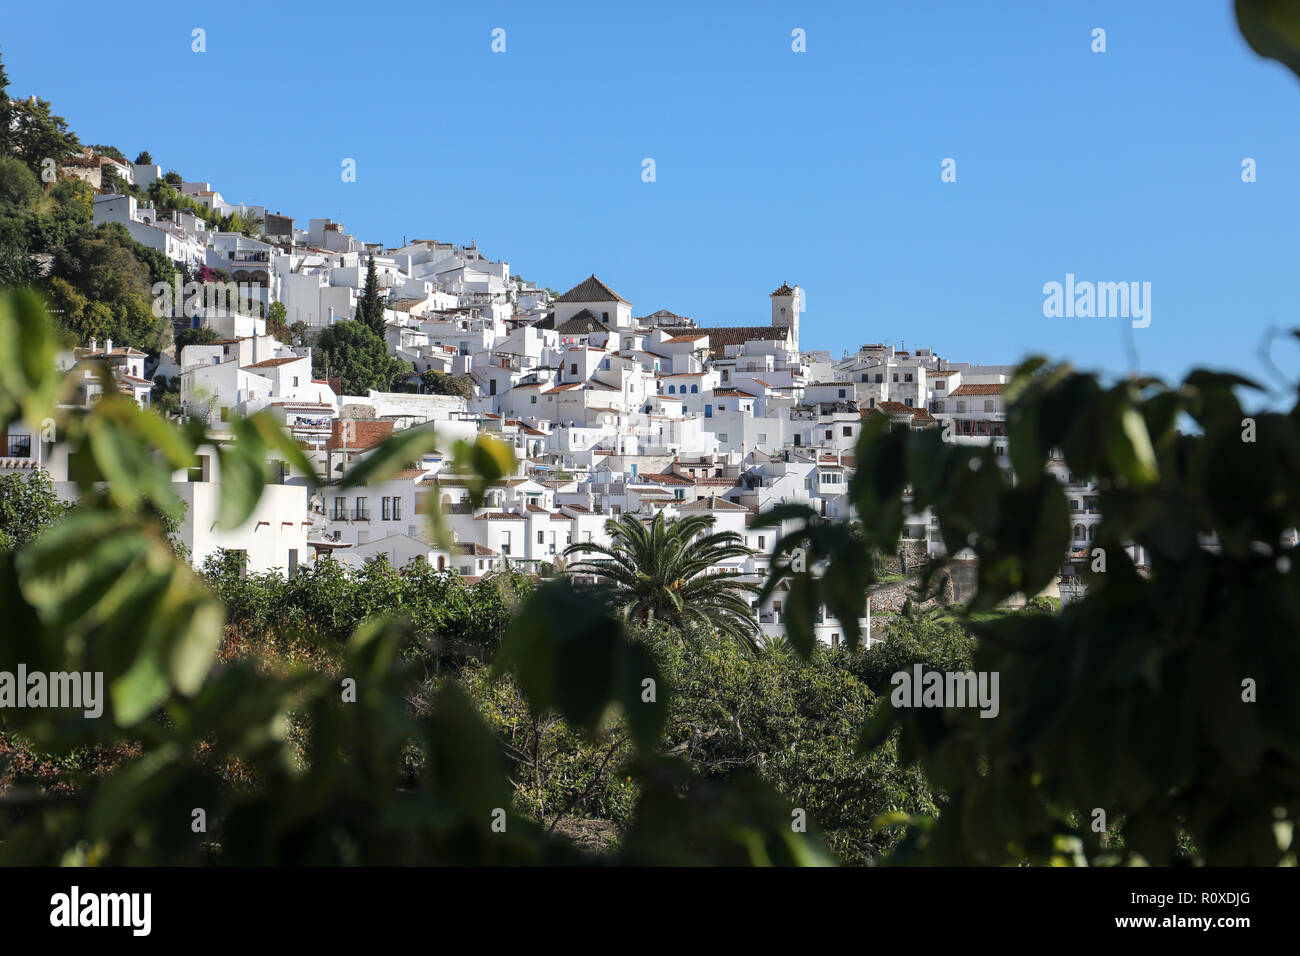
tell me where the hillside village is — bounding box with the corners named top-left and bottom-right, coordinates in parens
top-left (1, 150), bottom-right (1123, 645)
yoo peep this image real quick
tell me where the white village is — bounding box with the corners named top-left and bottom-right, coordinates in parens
top-left (2, 154), bottom-right (1130, 646)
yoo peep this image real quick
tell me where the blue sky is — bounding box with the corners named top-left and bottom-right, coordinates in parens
top-left (5, 1), bottom-right (1299, 389)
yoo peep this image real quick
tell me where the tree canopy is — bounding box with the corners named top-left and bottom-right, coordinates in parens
top-left (313, 319), bottom-right (411, 396)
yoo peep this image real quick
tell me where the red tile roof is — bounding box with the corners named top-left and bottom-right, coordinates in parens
top-left (325, 420), bottom-right (394, 450)
top-left (950, 383), bottom-right (1005, 396)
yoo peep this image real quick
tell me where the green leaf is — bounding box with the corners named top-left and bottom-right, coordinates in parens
top-left (1236, 0), bottom-right (1300, 82)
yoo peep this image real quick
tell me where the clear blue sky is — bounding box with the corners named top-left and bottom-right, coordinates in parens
top-left (5, 0), bottom-right (1299, 388)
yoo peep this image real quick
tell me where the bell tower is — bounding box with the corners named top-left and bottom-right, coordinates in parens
top-left (770, 282), bottom-right (801, 351)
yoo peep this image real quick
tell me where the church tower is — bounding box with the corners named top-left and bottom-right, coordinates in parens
top-left (770, 282), bottom-right (801, 352)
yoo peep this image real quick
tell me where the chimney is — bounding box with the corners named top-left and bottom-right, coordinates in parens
top-left (105, 338), bottom-right (113, 353)
top-left (89, 337), bottom-right (98, 352)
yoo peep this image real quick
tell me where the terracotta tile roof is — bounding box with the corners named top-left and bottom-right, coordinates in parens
top-left (678, 497), bottom-right (748, 511)
top-left (950, 383), bottom-right (1005, 396)
top-left (638, 472), bottom-right (693, 485)
top-left (875, 401), bottom-right (914, 415)
top-left (555, 310), bottom-right (613, 335)
top-left (691, 326), bottom-right (788, 357)
top-left (325, 419), bottom-right (394, 450)
top-left (455, 542), bottom-right (499, 556)
top-left (245, 356), bottom-right (304, 369)
top-left (556, 275), bottom-right (629, 304)
top-left (770, 282), bottom-right (796, 296)
top-left (710, 389), bottom-right (752, 398)
top-left (665, 333), bottom-right (708, 342)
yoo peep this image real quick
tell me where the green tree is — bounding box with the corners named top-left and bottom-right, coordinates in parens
top-left (47, 224), bottom-right (172, 350)
top-left (356, 254), bottom-right (385, 336)
top-left (564, 512), bottom-right (761, 653)
top-left (313, 319), bottom-right (410, 395)
top-left (175, 325), bottom-right (220, 351)
top-left (0, 155), bottom-right (40, 212)
top-left (7, 95), bottom-right (80, 174)
top-left (649, 623), bottom-right (940, 864)
top-left (0, 48), bottom-right (10, 155)
top-left (134, 150), bottom-right (152, 165)
top-left (0, 470), bottom-right (71, 551)
top-left (420, 369), bottom-right (474, 399)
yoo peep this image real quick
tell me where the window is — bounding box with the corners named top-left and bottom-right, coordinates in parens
top-left (668, 385), bottom-right (675, 394)
top-left (875, 374), bottom-right (883, 383)
top-left (905, 373), bottom-right (913, 382)
top-left (690, 384), bottom-right (698, 393)
top-left (758, 535), bottom-right (766, 549)
top-left (892, 373), bottom-right (899, 382)
top-left (825, 430), bottom-right (832, 439)
top-left (985, 400), bottom-right (995, 412)
top-left (382, 497), bottom-right (392, 520)
top-left (293, 376), bottom-right (299, 386)
top-left (935, 380), bottom-right (946, 389)
top-left (837, 389), bottom-right (846, 399)
top-left (718, 433), bottom-right (728, 442)
top-left (4, 434), bottom-right (32, 460)
top-left (842, 426), bottom-right (852, 437)
top-left (570, 363), bottom-right (578, 375)
top-left (757, 433), bottom-right (767, 444)
top-left (538, 530), bottom-right (544, 545)
top-left (333, 497), bottom-right (347, 520)
top-left (933, 401), bottom-right (945, 412)
top-left (392, 497), bottom-right (401, 520)
top-left (956, 401), bottom-right (966, 413)
top-left (704, 405), bottom-right (712, 418)
top-left (288, 549), bottom-right (298, 575)
top-left (531, 394), bottom-right (537, 404)
top-left (354, 496), bottom-right (369, 520)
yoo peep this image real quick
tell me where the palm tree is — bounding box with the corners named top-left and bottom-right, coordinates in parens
top-left (563, 511), bottom-right (761, 653)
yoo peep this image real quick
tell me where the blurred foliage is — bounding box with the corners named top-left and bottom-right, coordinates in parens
top-left (763, 347), bottom-right (1300, 865)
